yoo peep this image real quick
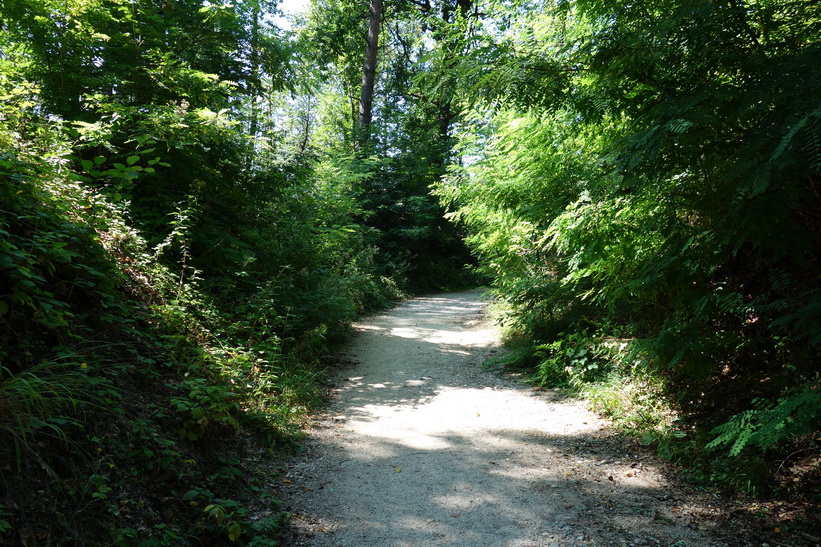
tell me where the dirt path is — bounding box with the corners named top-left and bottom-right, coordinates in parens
top-left (280, 290), bottom-right (744, 546)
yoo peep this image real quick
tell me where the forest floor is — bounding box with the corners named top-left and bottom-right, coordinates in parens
top-left (277, 290), bottom-right (800, 546)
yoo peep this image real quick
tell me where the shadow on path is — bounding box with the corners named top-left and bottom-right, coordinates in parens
top-left (282, 291), bottom-right (732, 546)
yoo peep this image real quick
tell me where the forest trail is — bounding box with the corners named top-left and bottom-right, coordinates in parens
top-left (280, 290), bottom-right (737, 546)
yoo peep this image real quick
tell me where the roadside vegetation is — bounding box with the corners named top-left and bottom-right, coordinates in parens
top-left (0, 64), bottom-right (404, 544)
top-left (0, 0), bottom-right (474, 542)
top-left (454, 0), bottom-right (821, 513)
top-left (1, 0), bottom-right (819, 543)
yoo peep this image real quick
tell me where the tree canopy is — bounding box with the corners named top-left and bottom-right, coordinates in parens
top-left (1, 0), bottom-right (819, 541)
top-left (438, 0), bottom-right (820, 488)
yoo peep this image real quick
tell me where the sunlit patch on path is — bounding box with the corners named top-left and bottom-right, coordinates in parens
top-left (281, 290), bottom-right (729, 546)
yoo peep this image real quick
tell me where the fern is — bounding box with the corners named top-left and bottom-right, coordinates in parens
top-left (763, 106), bottom-right (821, 194)
top-left (708, 388), bottom-right (821, 455)
top-left (807, 113), bottom-right (821, 173)
top-left (666, 118), bottom-right (693, 134)
top-left (767, 268), bottom-right (791, 293)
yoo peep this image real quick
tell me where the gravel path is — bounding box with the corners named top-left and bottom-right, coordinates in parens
top-left (280, 290), bottom-right (744, 546)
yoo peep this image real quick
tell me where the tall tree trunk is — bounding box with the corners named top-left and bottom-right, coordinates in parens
top-left (246, 5), bottom-right (261, 170)
top-left (355, 0), bottom-right (383, 153)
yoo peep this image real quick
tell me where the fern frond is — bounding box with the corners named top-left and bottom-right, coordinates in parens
top-left (708, 388), bottom-right (821, 456)
top-left (807, 114), bottom-right (821, 173)
top-left (768, 107), bottom-right (821, 180)
top-left (666, 118), bottom-right (693, 134)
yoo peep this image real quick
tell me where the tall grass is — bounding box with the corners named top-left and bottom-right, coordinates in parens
top-left (0, 360), bottom-right (101, 473)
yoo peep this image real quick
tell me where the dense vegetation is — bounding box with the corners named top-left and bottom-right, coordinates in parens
top-left (1, 0), bottom-right (819, 543)
top-left (0, 0), bottom-right (474, 542)
top-left (436, 0), bottom-right (821, 498)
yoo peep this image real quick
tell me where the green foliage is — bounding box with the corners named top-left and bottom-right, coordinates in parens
top-left (0, 504), bottom-right (10, 535)
top-left (435, 0), bottom-right (821, 495)
top-left (0, 0), bottom-right (412, 542)
top-left (0, 360), bottom-right (96, 472)
top-left (708, 388), bottom-right (821, 456)
top-left (533, 332), bottom-right (612, 388)
top-left (171, 378), bottom-right (241, 442)
top-left (296, 0), bottom-right (484, 293)
top-left (0, 107), bottom-right (123, 369)
top-left (9, 0), bottom-right (820, 534)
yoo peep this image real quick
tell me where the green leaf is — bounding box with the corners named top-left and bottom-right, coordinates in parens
top-left (182, 490), bottom-right (200, 501)
top-left (126, 155), bottom-right (140, 165)
top-left (227, 522), bottom-right (242, 541)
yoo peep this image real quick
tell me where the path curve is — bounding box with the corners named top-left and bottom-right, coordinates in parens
top-left (281, 290), bottom-right (735, 546)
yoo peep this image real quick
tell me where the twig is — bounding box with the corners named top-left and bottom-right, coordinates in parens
top-left (775, 446), bottom-right (817, 475)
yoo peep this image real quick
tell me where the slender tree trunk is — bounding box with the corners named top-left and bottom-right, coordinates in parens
top-left (355, 0), bottom-right (383, 153)
top-left (246, 6), bottom-right (261, 170)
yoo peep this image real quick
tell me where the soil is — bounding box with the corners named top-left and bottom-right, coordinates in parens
top-left (277, 290), bottom-right (804, 546)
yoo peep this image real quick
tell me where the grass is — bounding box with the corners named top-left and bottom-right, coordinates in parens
top-left (0, 359), bottom-right (100, 473)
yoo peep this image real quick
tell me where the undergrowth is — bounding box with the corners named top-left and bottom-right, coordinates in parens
top-left (0, 175), bottom-right (320, 543)
top-left (0, 96), bottom-right (400, 544)
top-left (492, 311), bottom-right (821, 504)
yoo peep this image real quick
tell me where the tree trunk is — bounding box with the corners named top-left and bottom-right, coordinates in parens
top-left (355, 0), bottom-right (383, 153)
top-left (246, 5), bottom-right (261, 170)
